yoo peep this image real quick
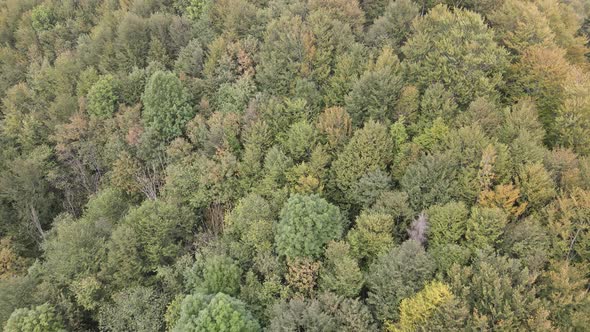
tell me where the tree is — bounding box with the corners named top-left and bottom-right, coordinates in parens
top-left (465, 206), bottom-right (508, 250)
top-left (546, 189), bottom-right (590, 263)
top-left (30, 5), bottom-right (54, 32)
top-left (332, 121), bottom-right (393, 200)
top-left (175, 39), bottom-right (204, 77)
top-left (366, 240), bottom-right (435, 322)
top-left (515, 163), bottom-right (556, 213)
top-left (86, 75), bottom-right (118, 119)
top-left (402, 4), bottom-right (508, 106)
top-left (316, 106), bottom-right (353, 151)
top-left (142, 71), bottom-right (195, 141)
top-left (388, 281), bottom-right (454, 332)
top-left (256, 16), bottom-right (309, 97)
top-left (346, 212), bottom-right (395, 265)
top-left (345, 46), bottom-right (404, 124)
top-left (426, 201), bottom-right (468, 248)
top-left (108, 200), bottom-right (195, 278)
top-left (98, 287), bottom-right (167, 332)
top-left (0, 146), bottom-right (57, 246)
top-left (173, 292), bottom-right (260, 332)
top-left (115, 13), bottom-right (150, 72)
top-left (186, 254), bottom-right (242, 296)
top-left (400, 152), bottom-right (461, 211)
top-left (448, 253), bottom-right (553, 330)
top-left (508, 46), bottom-right (570, 143)
top-left (268, 292), bottom-right (377, 332)
top-left (275, 194), bottom-right (344, 259)
top-left (5, 303), bottom-right (65, 332)
top-left (319, 241), bottom-right (363, 297)
top-left (366, 0), bottom-right (419, 48)
top-left (488, 0), bottom-right (555, 55)
top-left (541, 260), bottom-right (590, 330)
top-left (554, 66), bottom-right (590, 155)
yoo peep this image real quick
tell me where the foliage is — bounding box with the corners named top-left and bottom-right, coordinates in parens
top-left (0, 0), bottom-right (588, 330)
top-left (318, 241), bottom-right (363, 297)
top-left (347, 212), bottom-right (395, 265)
top-left (268, 292), bottom-right (377, 332)
top-left (426, 201), bottom-right (468, 248)
top-left (275, 194), bottom-right (343, 259)
top-left (366, 240), bottom-right (435, 322)
top-left (448, 252), bottom-right (554, 330)
top-left (402, 4), bottom-right (509, 106)
top-left (98, 286), bottom-right (167, 332)
top-left (332, 121), bottom-right (393, 200)
top-left (87, 75), bottom-right (118, 119)
top-left (142, 70), bottom-right (195, 141)
top-left (387, 281), bottom-right (453, 332)
top-left (173, 292), bottom-right (260, 332)
top-left (5, 303), bottom-right (65, 332)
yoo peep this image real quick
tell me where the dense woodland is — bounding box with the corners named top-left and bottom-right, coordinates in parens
top-left (0, 0), bottom-right (590, 331)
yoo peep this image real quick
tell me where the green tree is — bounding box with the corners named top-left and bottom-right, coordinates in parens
top-left (186, 254), bottom-right (242, 296)
top-left (347, 212), bottom-right (395, 265)
top-left (268, 292), bottom-right (377, 332)
top-left (488, 0), bottom-right (555, 55)
top-left (5, 303), bottom-right (65, 332)
top-left (173, 292), bottom-right (260, 332)
top-left (366, 0), bottom-right (419, 48)
top-left (142, 71), bottom-right (195, 141)
top-left (448, 253), bottom-right (553, 330)
top-left (319, 241), bottom-right (363, 297)
top-left (30, 5), bottom-right (54, 32)
top-left (426, 201), bottom-right (468, 248)
top-left (345, 46), bottom-right (403, 124)
top-left (86, 75), bottom-right (118, 119)
top-left (275, 194), bottom-right (343, 259)
top-left (332, 121), bottom-right (393, 200)
top-left (400, 152), bottom-right (461, 211)
top-left (98, 286), bottom-right (167, 332)
top-left (465, 206), bottom-right (508, 250)
top-left (366, 240), bottom-right (435, 322)
top-left (108, 200), bottom-right (195, 279)
top-left (402, 4), bottom-right (508, 106)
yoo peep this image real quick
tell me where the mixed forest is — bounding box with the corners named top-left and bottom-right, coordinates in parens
top-left (1, 0), bottom-right (590, 331)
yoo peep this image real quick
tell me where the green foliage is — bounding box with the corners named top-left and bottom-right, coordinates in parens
top-left (426, 201), bottom-right (468, 248)
top-left (276, 194), bottom-right (343, 259)
top-left (319, 241), bottom-right (363, 297)
top-left (87, 75), bottom-right (118, 118)
top-left (347, 212), bottom-right (395, 264)
top-left (366, 0), bottom-right (419, 48)
top-left (0, 1), bottom-right (587, 330)
top-left (187, 254), bottom-right (242, 296)
top-left (98, 286), bottom-right (167, 332)
top-left (30, 5), bottom-right (55, 32)
top-left (111, 200), bottom-right (195, 274)
top-left (346, 46), bottom-right (403, 124)
top-left (332, 121), bottom-right (393, 199)
top-left (465, 206), bottom-right (508, 250)
top-left (268, 292), bottom-right (377, 332)
top-left (5, 303), bottom-right (65, 332)
top-left (401, 152), bottom-right (461, 211)
top-left (173, 292), bottom-right (260, 332)
top-left (366, 240), bottom-right (435, 322)
top-left (142, 70), bottom-right (195, 141)
top-left (41, 213), bottom-right (108, 290)
top-left (448, 252), bottom-right (553, 330)
top-left (281, 120), bottom-right (317, 162)
top-left (402, 4), bottom-right (509, 106)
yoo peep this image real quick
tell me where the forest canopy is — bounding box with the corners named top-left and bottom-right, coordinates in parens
top-left (0, 0), bottom-right (590, 331)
